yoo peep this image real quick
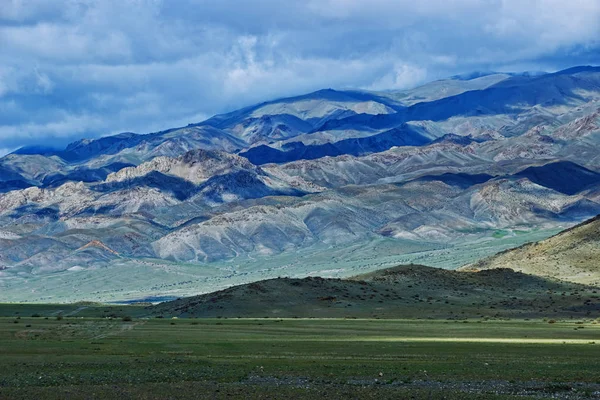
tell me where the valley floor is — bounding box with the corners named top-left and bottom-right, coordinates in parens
top-left (0, 228), bottom-right (562, 303)
top-left (1, 316), bottom-right (600, 399)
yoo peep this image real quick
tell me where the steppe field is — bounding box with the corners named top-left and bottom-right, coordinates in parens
top-left (1, 309), bottom-right (599, 399)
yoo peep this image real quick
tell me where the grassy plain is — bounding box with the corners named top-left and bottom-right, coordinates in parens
top-left (1, 316), bottom-right (600, 399)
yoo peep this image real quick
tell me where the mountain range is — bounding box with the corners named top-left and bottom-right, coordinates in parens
top-left (1, 66), bottom-right (600, 302)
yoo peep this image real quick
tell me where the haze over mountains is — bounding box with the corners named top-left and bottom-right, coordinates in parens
top-left (1, 66), bottom-right (600, 301)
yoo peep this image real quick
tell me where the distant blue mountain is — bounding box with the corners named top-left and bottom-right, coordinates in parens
top-left (411, 161), bottom-right (600, 195)
top-left (60, 132), bottom-right (143, 162)
top-left (317, 67), bottom-right (600, 132)
top-left (240, 124), bottom-right (431, 165)
top-left (450, 70), bottom-right (547, 81)
top-left (11, 145), bottom-right (63, 156)
top-left (201, 88), bottom-right (403, 129)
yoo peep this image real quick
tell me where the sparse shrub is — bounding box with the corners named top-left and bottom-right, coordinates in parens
top-left (31, 313), bottom-right (41, 318)
top-left (548, 319), bottom-right (556, 324)
top-left (56, 315), bottom-right (63, 321)
top-left (122, 316), bottom-right (132, 322)
top-left (544, 383), bottom-right (572, 393)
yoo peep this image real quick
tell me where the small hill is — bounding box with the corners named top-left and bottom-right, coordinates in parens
top-left (462, 215), bottom-right (600, 285)
top-left (150, 264), bottom-right (599, 319)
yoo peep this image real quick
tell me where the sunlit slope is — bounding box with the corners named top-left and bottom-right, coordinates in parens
top-left (463, 215), bottom-right (600, 284)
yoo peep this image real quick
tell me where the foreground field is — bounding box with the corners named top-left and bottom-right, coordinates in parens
top-left (1, 317), bottom-right (600, 399)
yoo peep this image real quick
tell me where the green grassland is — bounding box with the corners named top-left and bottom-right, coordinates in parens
top-left (1, 317), bottom-right (600, 399)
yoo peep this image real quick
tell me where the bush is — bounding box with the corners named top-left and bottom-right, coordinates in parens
top-left (122, 316), bottom-right (133, 322)
top-left (56, 315), bottom-right (63, 321)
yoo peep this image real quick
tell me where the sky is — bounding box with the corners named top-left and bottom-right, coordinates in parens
top-left (1, 0), bottom-right (599, 155)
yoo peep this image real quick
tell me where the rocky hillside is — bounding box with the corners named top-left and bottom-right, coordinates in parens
top-left (463, 215), bottom-right (600, 285)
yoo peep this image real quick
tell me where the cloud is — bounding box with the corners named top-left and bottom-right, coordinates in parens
top-left (368, 64), bottom-right (428, 91)
top-left (0, 148), bottom-right (12, 158)
top-left (0, 0), bottom-right (599, 151)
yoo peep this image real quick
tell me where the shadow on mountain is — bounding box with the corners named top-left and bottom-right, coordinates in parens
top-left (42, 162), bottom-right (135, 187)
top-left (317, 68), bottom-right (600, 131)
top-left (240, 124), bottom-right (431, 165)
top-left (0, 179), bottom-right (34, 193)
top-left (92, 171), bottom-right (198, 201)
top-left (409, 172), bottom-right (495, 189)
top-left (408, 161), bottom-right (600, 194)
top-left (514, 161), bottom-right (600, 195)
top-left (197, 170), bottom-right (304, 203)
